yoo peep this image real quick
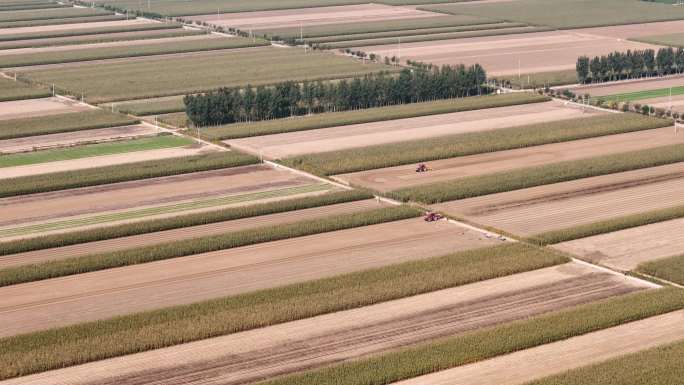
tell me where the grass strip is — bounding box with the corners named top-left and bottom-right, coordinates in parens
top-left (391, 142), bottom-right (684, 204)
top-left (593, 86), bottom-right (684, 103)
top-left (0, 36), bottom-right (269, 67)
top-left (0, 205), bottom-right (421, 286)
top-left (0, 77), bottom-right (50, 102)
top-left (638, 254), bottom-right (684, 286)
top-left (528, 205), bottom-right (684, 245)
top-left (0, 152), bottom-right (258, 198)
top-left (210, 93), bottom-right (548, 141)
top-left (0, 109), bottom-right (139, 140)
top-left (284, 112), bottom-right (670, 176)
top-left (0, 14), bottom-right (126, 29)
top-left (263, 288), bottom-right (684, 385)
top-left (0, 183), bottom-right (334, 239)
top-left (523, 339), bottom-right (684, 385)
top-left (0, 135), bottom-right (193, 168)
top-left (0, 243), bottom-right (566, 379)
top-left (0, 190), bottom-right (371, 256)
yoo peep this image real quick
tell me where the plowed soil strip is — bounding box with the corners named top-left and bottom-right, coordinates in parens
top-left (0, 96), bottom-right (90, 121)
top-left (554, 217), bottom-right (684, 271)
top-left (0, 199), bottom-right (389, 269)
top-left (434, 163), bottom-right (684, 236)
top-left (0, 218), bottom-right (498, 337)
top-left (225, 101), bottom-right (596, 159)
top-left (0, 19), bottom-right (152, 36)
top-left (1, 262), bottom-right (650, 385)
top-left (393, 310), bottom-right (684, 385)
top-left (357, 30), bottom-right (660, 76)
top-left (335, 127), bottom-right (682, 192)
top-left (0, 165), bottom-right (311, 228)
top-left (0, 124), bottom-right (156, 154)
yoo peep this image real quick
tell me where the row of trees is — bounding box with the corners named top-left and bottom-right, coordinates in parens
top-left (185, 65), bottom-right (489, 126)
top-left (576, 47), bottom-right (684, 83)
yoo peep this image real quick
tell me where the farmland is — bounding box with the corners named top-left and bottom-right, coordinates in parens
top-left (0, 96), bottom-right (92, 122)
top-left (634, 32), bottom-right (684, 47)
top-left (0, 14), bottom-right (127, 29)
top-left (0, 7), bottom-right (112, 23)
top-left (0, 76), bottom-right (50, 101)
top-left (15, 46), bottom-right (393, 102)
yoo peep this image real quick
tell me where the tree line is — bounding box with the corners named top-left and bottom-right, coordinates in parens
top-left (576, 47), bottom-right (684, 83)
top-left (184, 64), bottom-right (488, 127)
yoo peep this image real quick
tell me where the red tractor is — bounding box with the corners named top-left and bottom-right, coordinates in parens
top-left (416, 163), bottom-right (430, 173)
top-left (424, 212), bottom-right (444, 222)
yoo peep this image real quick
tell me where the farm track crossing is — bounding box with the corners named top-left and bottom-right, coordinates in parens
top-left (0, 218), bottom-right (499, 337)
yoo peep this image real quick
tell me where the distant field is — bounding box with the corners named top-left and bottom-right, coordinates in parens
top-left (0, 21), bottom-right (180, 42)
top-left (495, 69), bottom-right (578, 89)
top-left (0, 135), bottom-right (193, 168)
top-left (0, 14), bottom-right (127, 29)
top-left (109, 95), bottom-right (186, 115)
top-left (593, 86), bottom-right (684, 103)
top-left (0, 109), bottom-right (139, 140)
top-left (0, 36), bottom-right (268, 67)
top-left (17, 47), bottom-right (393, 103)
top-left (421, 0), bottom-right (684, 29)
top-left (0, 7), bottom-right (112, 23)
top-left (0, 77), bottom-right (50, 101)
top-left (632, 32), bottom-right (684, 47)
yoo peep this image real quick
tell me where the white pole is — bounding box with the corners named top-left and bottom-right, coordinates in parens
top-left (518, 58), bottom-right (521, 80)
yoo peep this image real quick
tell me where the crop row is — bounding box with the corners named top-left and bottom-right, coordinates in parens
top-left (0, 190), bottom-right (371, 256)
top-left (391, 142), bottom-right (684, 204)
top-left (111, 96), bottom-right (186, 115)
top-left (0, 3), bottom-right (68, 11)
top-left (0, 28), bottom-right (206, 50)
top-left (0, 77), bottom-right (50, 102)
top-left (0, 7), bottom-right (111, 23)
top-left (0, 206), bottom-right (421, 286)
top-left (0, 36), bottom-right (269, 68)
top-left (528, 204), bottom-right (684, 245)
top-left (0, 14), bottom-right (126, 29)
top-left (283, 112), bottom-right (670, 176)
top-left (0, 243), bottom-right (565, 379)
top-left (638, 254), bottom-right (684, 286)
top-left (0, 109), bottom-right (139, 140)
top-left (0, 21), bottom-right (181, 42)
top-left (265, 288), bottom-right (684, 385)
top-left (207, 93), bottom-right (547, 141)
top-left (494, 69), bottom-right (578, 89)
top-left (0, 152), bottom-right (258, 198)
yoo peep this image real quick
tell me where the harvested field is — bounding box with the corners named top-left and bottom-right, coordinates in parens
top-left (0, 96), bottom-right (90, 121)
top-left (0, 199), bottom-right (390, 268)
top-left (433, 162), bottom-right (684, 236)
top-left (3, 262), bottom-right (650, 385)
top-left (0, 19), bottom-right (151, 37)
top-left (641, 94), bottom-right (684, 113)
top-left (336, 127), bottom-right (683, 192)
top-left (574, 75), bottom-right (684, 98)
top-left (227, 100), bottom-right (595, 159)
top-left (189, 4), bottom-right (436, 31)
top-left (574, 19), bottom-right (684, 40)
top-left (0, 164), bottom-right (320, 238)
top-left (0, 218), bottom-right (498, 336)
top-left (0, 124), bottom-right (157, 154)
top-left (0, 76), bottom-right (50, 101)
top-left (554, 217), bottom-right (684, 271)
top-left (357, 30), bottom-right (660, 76)
top-left (16, 46), bottom-right (392, 103)
top-left (0, 27), bottom-right (205, 50)
top-left (394, 310), bottom-right (684, 385)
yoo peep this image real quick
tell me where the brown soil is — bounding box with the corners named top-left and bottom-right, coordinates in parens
top-left (225, 101), bottom-right (595, 159)
top-left (395, 310), bottom-right (684, 385)
top-left (335, 127), bottom-right (682, 192)
top-left (0, 165), bottom-right (313, 228)
top-left (0, 124), bottom-right (156, 154)
top-left (434, 162), bottom-right (684, 236)
top-left (0, 199), bottom-right (391, 269)
top-left (358, 30), bottom-right (661, 76)
top-left (1, 262), bottom-right (650, 385)
top-left (574, 19), bottom-right (684, 39)
top-left (188, 4), bottom-right (435, 30)
top-left (0, 96), bottom-right (90, 121)
top-left (0, 218), bottom-right (498, 337)
top-left (554, 217), bottom-right (684, 271)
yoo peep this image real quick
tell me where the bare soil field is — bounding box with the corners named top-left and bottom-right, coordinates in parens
top-left (0, 19), bottom-right (152, 36)
top-left (642, 94), bottom-right (684, 113)
top-left (2, 263), bottom-right (651, 385)
top-left (574, 19), bottom-right (684, 40)
top-left (0, 142), bottom-right (218, 180)
top-left (0, 33), bottom-right (223, 56)
top-left (0, 199), bottom-right (390, 269)
top-left (433, 162), bottom-right (684, 236)
top-left (554, 217), bottom-right (684, 271)
top-left (335, 127), bottom-right (682, 193)
top-left (0, 96), bottom-right (90, 121)
top-left (0, 218), bottom-right (499, 337)
top-left (394, 310), bottom-right (684, 385)
top-left (0, 165), bottom-right (313, 231)
top-left (0, 124), bottom-right (156, 154)
top-left (189, 4), bottom-right (436, 31)
top-left (573, 75), bottom-right (684, 97)
top-left (357, 30), bottom-right (660, 76)
top-left (226, 100), bottom-right (596, 159)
